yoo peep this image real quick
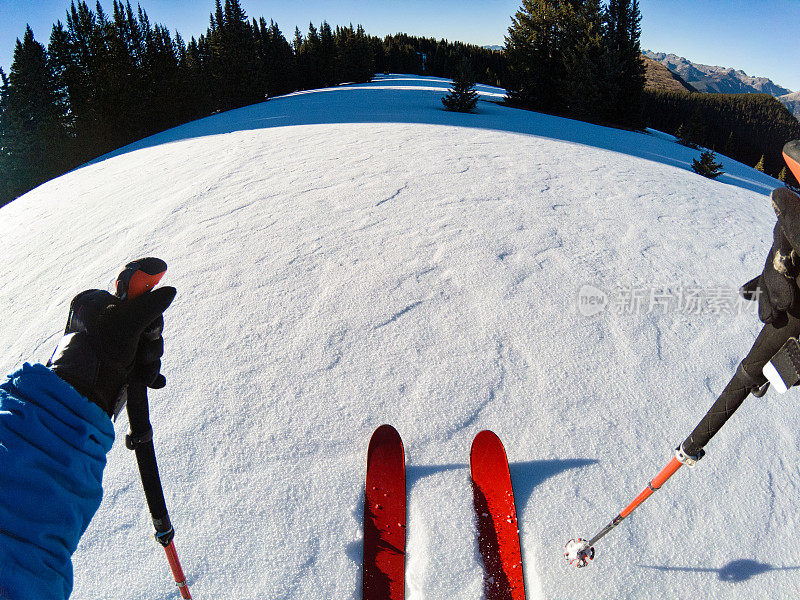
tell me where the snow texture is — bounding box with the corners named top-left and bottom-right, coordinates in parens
top-left (1, 75), bottom-right (799, 599)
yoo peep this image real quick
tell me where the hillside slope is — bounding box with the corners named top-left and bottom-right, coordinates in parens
top-left (1, 75), bottom-right (798, 600)
top-left (643, 55), bottom-right (696, 93)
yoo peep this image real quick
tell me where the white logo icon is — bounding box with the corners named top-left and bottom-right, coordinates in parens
top-left (577, 284), bottom-right (608, 317)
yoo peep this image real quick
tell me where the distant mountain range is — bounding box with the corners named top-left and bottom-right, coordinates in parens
top-left (643, 50), bottom-right (798, 120)
top-left (478, 46), bottom-right (799, 121)
top-left (643, 51), bottom-right (792, 96)
top-left (779, 91), bottom-right (800, 120)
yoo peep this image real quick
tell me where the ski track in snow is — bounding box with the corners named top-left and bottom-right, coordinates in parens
top-left (1, 75), bottom-right (798, 599)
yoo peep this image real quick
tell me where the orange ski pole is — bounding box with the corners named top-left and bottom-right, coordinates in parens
top-left (567, 305), bottom-right (800, 568)
top-left (566, 172), bottom-right (800, 568)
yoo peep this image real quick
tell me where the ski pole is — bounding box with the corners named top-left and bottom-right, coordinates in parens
top-left (566, 308), bottom-right (800, 567)
top-left (116, 258), bottom-right (192, 598)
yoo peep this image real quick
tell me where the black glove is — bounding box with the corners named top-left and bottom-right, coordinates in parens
top-left (740, 221), bottom-right (799, 326)
top-left (47, 286), bottom-right (177, 418)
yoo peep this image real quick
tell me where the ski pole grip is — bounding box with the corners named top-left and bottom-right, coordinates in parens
top-left (682, 311), bottom-right (800, 456)
top-left (784, 140), bottom-right (800, 184)
top-left (116, 257), bottom-right (167, 300)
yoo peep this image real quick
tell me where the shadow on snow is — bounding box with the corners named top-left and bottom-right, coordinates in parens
top-left (346, 456), bottom-right (596, 597)
top-left (638, 558), bottom-right (800, 582)
top-left (90, 75), bottom-right (778, 197)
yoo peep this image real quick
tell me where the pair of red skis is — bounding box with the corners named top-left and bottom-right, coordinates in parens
top-left (363, 425), bottom-right (525, 600)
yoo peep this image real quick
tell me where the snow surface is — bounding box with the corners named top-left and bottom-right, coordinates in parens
top-left (2, 74), bottom-right (799, 599)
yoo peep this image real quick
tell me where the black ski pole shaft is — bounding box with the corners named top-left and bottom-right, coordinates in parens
top-left (117, 258), bottom-right (192, 599)
top-left (126, 382), bottom-right (170, 532)
top-left (126, 383), bottom-right (191, 598)
top-left (682, 310), bottom-right (800, 456)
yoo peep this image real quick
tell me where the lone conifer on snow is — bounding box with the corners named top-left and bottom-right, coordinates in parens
top-left (692, 150), bottom-right (724, 179)
top-left (442, 58), bottom-right (479, 113)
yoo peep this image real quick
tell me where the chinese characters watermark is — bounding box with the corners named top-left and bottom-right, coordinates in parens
top-left (577, 283), bottom-right (759, 317)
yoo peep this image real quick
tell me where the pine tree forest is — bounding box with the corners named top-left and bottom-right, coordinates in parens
top-left (0, 0), bottom-right (505, 207)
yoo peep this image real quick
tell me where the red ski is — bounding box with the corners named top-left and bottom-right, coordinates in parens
top-left (470, 430), bottom-right (526, 600)
top-left (363, 425), bottom-right (406, 600)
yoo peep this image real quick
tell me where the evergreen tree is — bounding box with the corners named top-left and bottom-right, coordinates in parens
top-left (724, 131), bottom-right (735, 156)
top-left (298, 22), bottom-right (323, 89)
top-left (354, 25), bottom-right (376, 83)
top-left (0, 67), bottom-right (11, 206)
top-left (253, 19), bottom-right (295, 97)
top-left (504, 0), bottom-right (644, 126)
top-left (692, 150), bottom-right (724, 179)
top-left (269, 21), bottom-right (296, 95)
top-left (205, 0), bottom-right (260, 110)
top-left (675, 111), bottom-right (704, 148)
top-left (560, 0), bottom-right (605, 121)
top-left (103, 0), bottom-right (146, 139)
top-left (675, 123), bottom-right (697, 148)
top-left (47, 21), bottom-right (74, 134)
top-left (212, 0), bottom-right (260, 109)
top-left (602, 0), bottom-right (645, 127)
top-left (319, 21), bottom-right (337, 86)
top-left (293, 26), bottom-right (303, 55)
top-left (0, 26), bottom-right (70, 206)
top-left (336, 24), bottom-right (374, 84)
top-left (142, 24), bottom-right (184, 131)
top-left (184, 35), bottom-right (212, 116)
top-left (60, 2), bottom-right (105, 148)
top-left (442, 57), bottom-right (479, 112)
top-left (754, 154), bottom-right (765, 172)
top-left (504, 0), bottom-right (566, 112)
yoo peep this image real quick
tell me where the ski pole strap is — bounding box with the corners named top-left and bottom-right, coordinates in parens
top-left (762, 337), bottom-right (800, 393)
top-left (125, 425), bottom-right (153, 448)
top-left (682, 312), bottom-right (800, 457)
top-left (154, 518), bottom-right (175, 546)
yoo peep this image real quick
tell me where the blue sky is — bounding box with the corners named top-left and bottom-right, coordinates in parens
top-left (2, 0), bottom-right (799, 92)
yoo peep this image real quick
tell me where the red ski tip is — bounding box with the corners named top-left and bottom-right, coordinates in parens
top-left (470, 430), bottom-right (526, 599)
top-left (363, 424), bottom-right (406, 600)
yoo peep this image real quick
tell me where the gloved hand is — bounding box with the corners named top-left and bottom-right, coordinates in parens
top-left (740, 220), bottom-right (799, 327)
top-left (47, 286), bottom-right (176, 418)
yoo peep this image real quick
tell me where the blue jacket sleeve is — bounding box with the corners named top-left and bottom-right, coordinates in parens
top-left (0, 363), bottom-right (115, 600)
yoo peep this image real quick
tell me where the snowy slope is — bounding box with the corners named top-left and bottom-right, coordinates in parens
top-left (1, 75), bottom-right (799, 599)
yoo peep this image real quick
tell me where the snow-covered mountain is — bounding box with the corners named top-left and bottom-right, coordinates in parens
top-left (779, 91), bottom-right (800, 120)
top-left (644, 50), bottom-right (792, 96)
top-left (1, 75), bottom-right (797, 600)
